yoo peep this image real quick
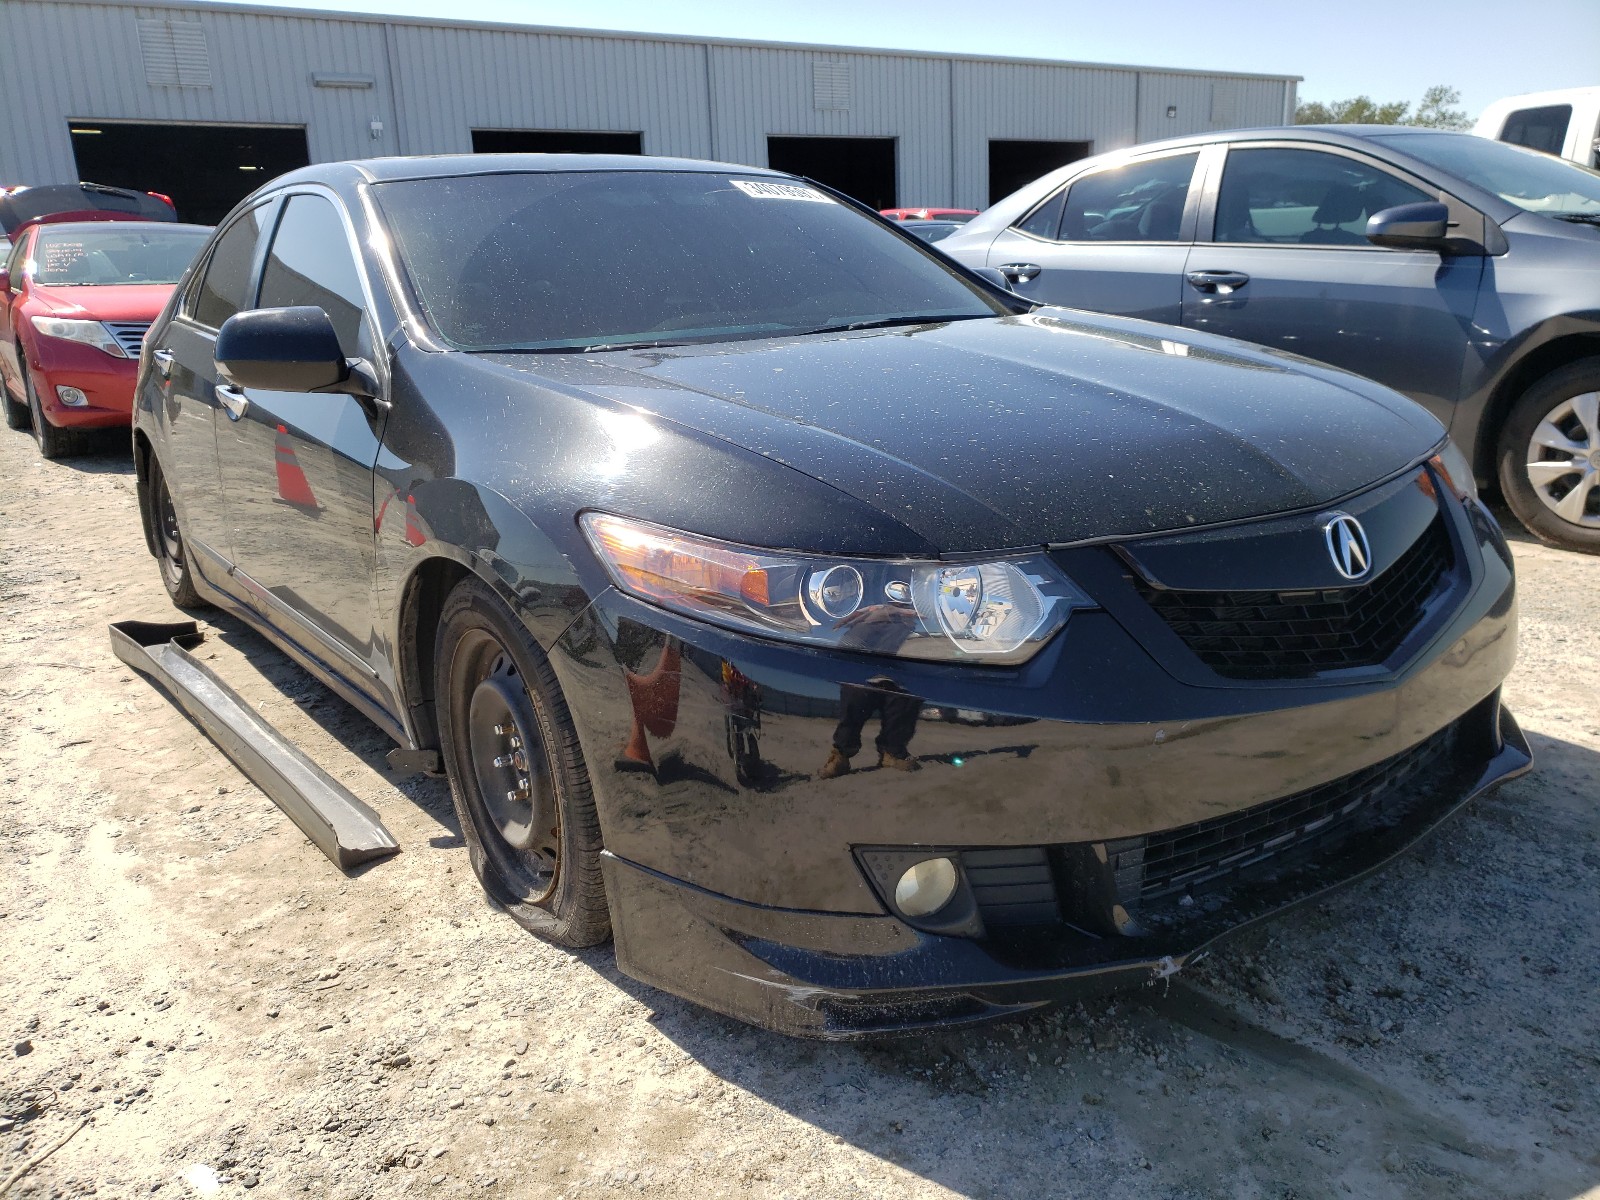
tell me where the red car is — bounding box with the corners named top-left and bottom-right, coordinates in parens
top-left (880, 207), bottom-right (979, 222)
top-left (2, 197), bottom-right (208, 457)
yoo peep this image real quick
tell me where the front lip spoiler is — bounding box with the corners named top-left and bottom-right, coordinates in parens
top-left (603, 703), bottom-right (1532, 1039)
top-left (109, 620), bottom-right (400, 870)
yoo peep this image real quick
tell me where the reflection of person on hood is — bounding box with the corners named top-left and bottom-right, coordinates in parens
top-left (820, 606), bottom-right (922, 779)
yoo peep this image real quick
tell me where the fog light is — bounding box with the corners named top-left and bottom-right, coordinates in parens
top-left (57, 386), bottom-right (89, 407)
top-left (894, 857), bottom-right (959, 917)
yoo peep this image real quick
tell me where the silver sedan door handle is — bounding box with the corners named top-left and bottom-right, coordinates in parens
top-left (997, 262), bottom-right (1043, 284)
top-left (216, 384), bottom-right (249, 420)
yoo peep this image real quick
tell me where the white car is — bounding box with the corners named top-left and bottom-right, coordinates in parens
top-left (1475, 86), bottom-right (1600, 169)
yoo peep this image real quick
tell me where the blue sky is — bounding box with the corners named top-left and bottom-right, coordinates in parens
top-left (237, 0), bottom-right (1598, 120)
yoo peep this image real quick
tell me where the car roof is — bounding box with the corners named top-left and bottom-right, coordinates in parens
top-left (266, 153), bottom-right (793, 189)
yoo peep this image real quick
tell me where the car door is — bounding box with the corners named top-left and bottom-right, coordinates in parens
top-left (1180, 143), bottom-right (1486, 422)
top-left (0, 230), bottom-right (34, 393)
top-left (213, 189), bottom-right (393, 697)
top-left (978, 149), bottom-right (1204, 323)
top-left (148, 200), bottom-right (278, 573)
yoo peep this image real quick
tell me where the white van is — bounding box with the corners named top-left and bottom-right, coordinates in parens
top-left (1474, 87), bottom-right (1600, 169)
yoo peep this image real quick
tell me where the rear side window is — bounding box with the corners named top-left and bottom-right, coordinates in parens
top-left (190, 205), bottom-right (270, 329)
top-left (1014, 189), bottom-right (1067, 239)
top-left (257, 194), bottom-right (368, 358)
top-left (1500, 105), bottom-right (1572, 156)
top-left (1213, 148), bottom-right (1431, 246)
top-left (1057, 153), bottom-right (1197, 242)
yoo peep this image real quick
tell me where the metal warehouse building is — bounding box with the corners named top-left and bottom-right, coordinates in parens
top-left (0, 0), bottom-right (1299, 224)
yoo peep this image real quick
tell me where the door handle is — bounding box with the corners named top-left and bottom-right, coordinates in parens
top-left (151, 349), bottom-right (174, 377)
top-left (997, 262), bottom-right (1043, 284)
top-left (1186, 270), bottom-right (1250, 296)
top-left (216, 384), bottom-right (249, 421)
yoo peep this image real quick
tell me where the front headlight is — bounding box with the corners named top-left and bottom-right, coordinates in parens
top-left (581, 513), bottom-right (1092, 665)
top-left (29, 316), bottom-right (127, 358)
top-left (1430, 439), bottom-right (1478, 501)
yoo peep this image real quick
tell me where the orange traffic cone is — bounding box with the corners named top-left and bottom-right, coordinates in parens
top-left (274, 424), bottom-right (319, 509)
top-left (404, 494), bottom-right (428, 547)
top-left (617, 642), bottom-right (682, 771)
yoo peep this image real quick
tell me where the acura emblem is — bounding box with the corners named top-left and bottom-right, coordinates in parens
top-left (1323, 513), bottom-right (1371, 581)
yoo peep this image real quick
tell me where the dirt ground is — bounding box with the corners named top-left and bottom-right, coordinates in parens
top-left (2, 425), bottom-right (1597, 1200)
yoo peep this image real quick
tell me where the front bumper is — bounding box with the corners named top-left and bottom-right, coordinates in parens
top-left (28, 340), bottom-right (137, 429)
top-left (601, 695), bottom-right (1529, 1037)
top-left (548, 488), bottom-right (1526, 1036)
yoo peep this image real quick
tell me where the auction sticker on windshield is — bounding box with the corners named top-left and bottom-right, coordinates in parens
top-left (731, 180), bottom-right (832, 202)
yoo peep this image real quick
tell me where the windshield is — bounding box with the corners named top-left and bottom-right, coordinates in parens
top-left (373, 171), bottom-right (1007, 351)
top-left (32, 225), bottom-right (210, 286)
top-left (1371, 132), bottom-right (1600, 216)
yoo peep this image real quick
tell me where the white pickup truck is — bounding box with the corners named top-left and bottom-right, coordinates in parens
top-left (1475, 87), bottom-right (1600, 169)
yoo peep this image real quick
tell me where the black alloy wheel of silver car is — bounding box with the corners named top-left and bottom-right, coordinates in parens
top-left (435, 576), bottom-right (610, 948)
top-left (25, 368), bottom-right (87, 460)
top-left (150, 456), bottom-right (207, 608)
top-left (1499, 358), bottom-right (1600, 555)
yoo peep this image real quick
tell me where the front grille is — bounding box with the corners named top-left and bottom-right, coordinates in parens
top-left (1137, 515), bottom-right (1454, 679)
top-left (1108, 719), bottom-right (1459, 903)
top-left (106, 321), bottom-right (150, 357)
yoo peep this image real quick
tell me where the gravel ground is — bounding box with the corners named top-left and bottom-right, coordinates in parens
top-left (2, 427), bottom-right (1597, 1200)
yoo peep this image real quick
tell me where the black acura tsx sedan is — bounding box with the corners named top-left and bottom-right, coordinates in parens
top-left (131, 155), bottom-right (1531, 1037)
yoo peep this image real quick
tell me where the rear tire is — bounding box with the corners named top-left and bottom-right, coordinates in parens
top-left (150, 455), bottom-right (208, 608)
top-left (25, 368), bottom-right (88, 460)
top-left (1497, 358), bottom-right (1600, 555)
top-left (434, 576), bottom-right (610, 948)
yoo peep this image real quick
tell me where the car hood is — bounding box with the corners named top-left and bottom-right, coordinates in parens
top-left (28, 283), bottom-right (176, 321)
top-left (480, 309), bottom-right (1445, 552)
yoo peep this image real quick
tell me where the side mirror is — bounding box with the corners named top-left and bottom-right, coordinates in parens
top-left (215, 306), bottom-right (361, 394)
top-left (1365, 202), bottom-right (1451, 251)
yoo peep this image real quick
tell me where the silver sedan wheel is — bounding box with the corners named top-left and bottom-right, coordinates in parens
top-left (1526, 391), bottom-right (1600, 528)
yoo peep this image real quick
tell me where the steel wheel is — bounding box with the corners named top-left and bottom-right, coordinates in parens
top-left (434, 575), bottom-right (609, 947)
top-left (149, 456), bottom-right (207, 607)
top-left (1525, 391), bottom-right (1600, 529)
top-left (459, 637), bottom-right (561, 904)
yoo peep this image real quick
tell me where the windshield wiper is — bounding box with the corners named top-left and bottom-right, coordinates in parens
top-left (797, 313), bottom-right (992, 337)
top-left (1555, 212), bottom-right (1600, 225)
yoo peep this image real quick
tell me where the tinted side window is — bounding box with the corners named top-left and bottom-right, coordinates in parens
top-left (257, 195), bottom-right (367, 357)
top-left (1059, 153), bottom-right (1197, 242)
top-left (1014, 188), bottom-right (1066, 239)
top-left (191, 205), bottom-right (270, 328)
top-left (1501, 105), bottom-right (1572, 156)
top-left (1214, 148), bottom-right (1431, 246)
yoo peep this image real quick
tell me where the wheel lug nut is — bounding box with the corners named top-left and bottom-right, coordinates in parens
top-left (508, 736), bottom-right (522, 750)
top-left (494, 724), bottom-right (511, 736)
top-left (493, 754), bottom-right (513, 768)
top-left (517, 776), bottom-right (530, 792)
top-left (504, 790), bottom-right (520, 803)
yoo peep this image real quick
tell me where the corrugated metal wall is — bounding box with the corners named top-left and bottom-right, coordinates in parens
top-left (0, 0), bottom-right (1296, 208)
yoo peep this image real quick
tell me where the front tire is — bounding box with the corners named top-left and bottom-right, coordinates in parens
top-left (25, 369), bottom-right (88, 459)
top-left (435, 576), bottom-right (610, 948)
top-left (150, 455), bottom-right (208, 608)
top-left (1498, 358), bottom-right (1600, 555)
top-left (3, 378), bottom-right (28, 431)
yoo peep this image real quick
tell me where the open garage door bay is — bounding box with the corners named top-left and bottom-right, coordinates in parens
top-left (69, 122), bottom-right (311, 226)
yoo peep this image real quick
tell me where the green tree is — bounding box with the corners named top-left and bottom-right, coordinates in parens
top-left (1296, 95), bottom-right (1411, 125)
top-left (1412, 85), bottom-right (1471, 130)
